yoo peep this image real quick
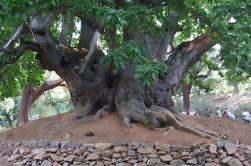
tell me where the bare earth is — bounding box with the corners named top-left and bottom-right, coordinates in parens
top-left (0, 110), bottom-right (251, 146)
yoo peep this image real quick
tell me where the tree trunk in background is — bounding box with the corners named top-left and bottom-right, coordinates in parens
top-left (182, 82), bottom-right (192, 115)
top-left (17, 80), bottom-right (64, 126)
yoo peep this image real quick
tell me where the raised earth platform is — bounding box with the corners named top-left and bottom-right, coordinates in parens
top-left (0, 139), bottom-right (251, 166)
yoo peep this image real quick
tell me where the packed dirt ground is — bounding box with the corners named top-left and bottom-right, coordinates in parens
top-left (0, 109), bottom-right (251, 146)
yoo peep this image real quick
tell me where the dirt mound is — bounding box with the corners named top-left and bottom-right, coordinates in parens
top-left (0, 110), bottom-right (251, 145)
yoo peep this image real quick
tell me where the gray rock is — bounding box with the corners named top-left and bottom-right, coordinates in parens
top-left (209, 144), bottom-right (218, 154)
top-left (114, 146), bottom-right (128, 153)
top-left (117, 163), bottom-right (131, 166)
top-left (112, 153), bottom-right (121, 159)
top-left (204, 163), bottom-right (221, 166)
top-left (186, 158), bottom-right (197, 165)
top-left (155, 142), bottom-right (170, 151)
top-left (221, 156), bottom-right (232, 163)
top-left (52, 162), bottom-right (61, 166)
top-left (160, 154), bottom-right (172, 163)
top-left (227, 158), bottom-right (243, 166)
top-left (50, 153), bottom-right (64, 161)
top-left (32, 148), bottom-right (46, 160)
top-left (46, 148), bottom-right (58, 153)
top-left (128, 150), bottom-right (136, 156)
top-left (128, 143), bottom-right (141, 150)
top-left (170, 159), bottom-right (185, 166)
top-left (147, 158), bottom-right (161, 166)
top-left (170, 145), bottom-right (190, 152)
top-left (224, 141), bottom-right (237, 155)
top-left (243, 161), bottom-right (251, 166)
top-left (86, 153), bottom-right (100, 161)
top-left (216, 140), bottom-right (225, 149)
top-left (40, 160), bottom-right (52, 166)
top-left (181, 151), bottom-right (190, 156)
top-left (64, 154), bottom-right (76, 162)
top-left (137, 147), bottom-right (156, 154)
top-left (95, 143), bottom-right (112, 151)
top-left (101, 149), bottom-right (113, 157)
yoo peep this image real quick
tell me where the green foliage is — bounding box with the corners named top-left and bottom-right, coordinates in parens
top-left (0, 52), bottom-right (44, 99)
top-left (190, 96), bottom-right (217, 116)
top-left (104, 41), bottom-right (167, 84)
top-left (0, 0), bottom-right (250, 97)
top-left (0, 97), bottom-right (19, 128)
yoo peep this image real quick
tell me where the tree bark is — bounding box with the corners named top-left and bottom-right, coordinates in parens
top-left (1, 9), bottom-right (215, 130)
top-left (182, 82), bottom-right (192, 114)
top-left (17, 80), bottom-right (64, 126)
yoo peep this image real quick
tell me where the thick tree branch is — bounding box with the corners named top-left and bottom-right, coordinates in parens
top-left (0, 26), bottom-right (27, 56)
top-left (32, 79), bottom-right (65, 102)
top-left (78, 30), bottom-right (100, 74)
top-left (166, 34), bottom-right (215, 94)
top-left (44, 6), bottom-right (66, 31)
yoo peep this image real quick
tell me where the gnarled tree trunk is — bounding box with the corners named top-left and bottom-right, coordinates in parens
top-left (1, 8), bottom-right (223, 138)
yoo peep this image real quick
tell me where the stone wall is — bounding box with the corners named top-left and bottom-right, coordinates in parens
top-left (0, 140), bottom-right (251, 166)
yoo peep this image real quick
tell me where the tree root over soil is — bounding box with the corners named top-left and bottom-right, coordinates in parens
top-left (65, 104), bottom-right (228, 140)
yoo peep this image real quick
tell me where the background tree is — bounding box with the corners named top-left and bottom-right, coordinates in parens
top-left (0, 0), bottom-right (250, 130)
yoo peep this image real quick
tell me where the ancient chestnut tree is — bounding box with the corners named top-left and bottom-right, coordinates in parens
top-left (0, 1), bottom-right (250, 130)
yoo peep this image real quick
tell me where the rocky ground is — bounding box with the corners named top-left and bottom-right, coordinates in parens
top-left (0, 139), bottom-right (251, 166)
top-left (1, 108), bottom-right (251, 165)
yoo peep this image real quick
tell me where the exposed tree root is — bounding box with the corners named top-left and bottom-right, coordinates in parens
top-left (150, 105), bottom-right (228, 139)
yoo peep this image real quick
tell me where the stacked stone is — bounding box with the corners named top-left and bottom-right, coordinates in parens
top-left (0, 140), bottom-right (251, 166)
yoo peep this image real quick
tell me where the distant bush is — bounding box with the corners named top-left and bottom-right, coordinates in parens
top-left (173, 95), bottom-right (218, 116)
top-left (190, 95), bottom-right (217, 116)
top-left (233, 103), bottom-right (251, 121)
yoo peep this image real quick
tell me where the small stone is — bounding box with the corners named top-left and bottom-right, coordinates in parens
top-left (147, 158), bottom-right (161, 166)
top-left (238, 155), bottom-right (245, 161)
top-left (19, 147), bottom-right (30, 154)
top-left (224, 141), bottom-right (237, 155)
top-left (95, 143), bottom-right (112, 151)
top-left (117, 163), bottom-right (131, 166)
top-left (46, 148), bottom-right (58, 153)
top-left (170, 159), bottom-right (185, 166)
top-left (227, 158), bottom-right (243, 166)
top-left (8, 154), bottom-right (20, 161)
top-left (64, 154), bottom-right (76, 162)
top-left (112, 153), bottom-right (121, 159)
top-left (181, 151), bottom-right (190, 156)
top-left (53, 162), bottom-right (61, 166)
top-left (160, 154), bottom-right (172, 163)
top-left (204, 163), bottom-right (221, 166)
top-left (137, 147), bottom-right (156, 154)
top-left (33, 148), bottom-right (46, 160)
top-left (50, 153), bottom-right (64, 161)
top-left (186, 158), bottom-right (197, 165)
top-left (221, 156), bottom-right (232, 163)
top-left (86, 153), bottom-right (100, 161)
top-left (216, 140), bottom-right (225, 149)
top-left (243, 161), bottom-right (251, 166)
top-left (128, 143), bottom-right (141, 150)
top-left (170, 145), bottom-right (190, 152)
top-left (40, 160), bottom-right (52, 166)
top-left (101, 150), bottom-right (113, 157)
top-left (155, 142), bottom-right (170, 151)
top-left (128, 150), bottom-right (136, 156)
top-left (209, 144), bottom-right (218, 154)
top-left (114, 146), bottom-right (128, 153)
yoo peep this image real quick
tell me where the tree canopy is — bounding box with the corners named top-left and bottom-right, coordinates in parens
top-left (0, 0), bottom-right (250, 99)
